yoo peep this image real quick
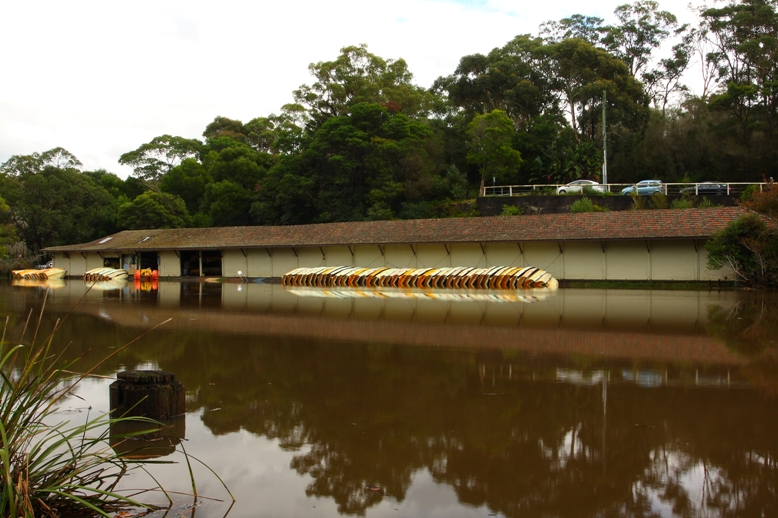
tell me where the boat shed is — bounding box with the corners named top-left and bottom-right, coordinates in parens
top-left (43, 207), bottom-right (742, 282)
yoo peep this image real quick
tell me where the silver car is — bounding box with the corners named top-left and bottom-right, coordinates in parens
top-left (556, 180), bottom-right (606, 195)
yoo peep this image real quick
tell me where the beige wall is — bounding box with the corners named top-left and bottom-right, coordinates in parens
top-left (223, 250), bottom-right (247, 279)
top-left (562, 242), bottom-right (604, 280)
top-left (159, 251), bottom-right (181, 277)
top-left (246, 249), bottom-right (272, 278)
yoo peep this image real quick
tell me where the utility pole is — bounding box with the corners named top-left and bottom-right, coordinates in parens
top-left (602, 90), bottom-right (608, 187)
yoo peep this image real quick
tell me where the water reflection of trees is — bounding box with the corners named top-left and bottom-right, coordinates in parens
top-left (707, 298), bottom-right (778, 397)
top-left (188, 341), bottom-right (778, 517)
top-left (4, 301), bottom-right (778, 517)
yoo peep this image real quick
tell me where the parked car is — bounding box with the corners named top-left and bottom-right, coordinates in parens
top-left (556, 180), bottom-right (606, 195)
top-left (679, 182), bottom-right (729, 195)
top-left (622, 180), bottom-right (663, 196)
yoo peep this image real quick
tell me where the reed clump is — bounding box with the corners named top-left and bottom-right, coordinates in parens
top-left (0, 294), bottom-right (230, 517)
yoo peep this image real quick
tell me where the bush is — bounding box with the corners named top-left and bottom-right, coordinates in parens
top-left (501, 204), bottom-right (523, 216)
top-left (631, 192), bottom-right (667, 210)
top-left (671, 198), bottom-right (695, 209)
top-left (740, 184), bottom-right (760, 203)
top-left (570, 197), bottom-right (608, 213)
top-left (706, 213), bottom-right (778, 288)
top-left (697, 197), bottom-right (722, 208)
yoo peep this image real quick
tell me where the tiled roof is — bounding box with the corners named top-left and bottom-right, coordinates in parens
top-left (43, 207), bottom-right (745, 252)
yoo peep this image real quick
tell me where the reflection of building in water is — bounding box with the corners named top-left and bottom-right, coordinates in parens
top-left (31, 281), bottom-right (747, 367)
top-left (287, 286), bottom-right (549, 303)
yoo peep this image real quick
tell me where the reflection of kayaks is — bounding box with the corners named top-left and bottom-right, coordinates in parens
top-left (89, 279), bottom-right (128, 291)
top-left (11, 278), bottom-right (66, 289)
top-left (282, 266), bottom-right (558, 290)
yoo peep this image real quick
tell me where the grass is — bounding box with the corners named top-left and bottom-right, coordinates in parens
top-left (0, 291), bottom-right (232, 517)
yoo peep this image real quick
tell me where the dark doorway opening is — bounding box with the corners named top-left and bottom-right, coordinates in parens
top-left (104, 257), bottom-right (120, 269)
top-left (140, 252), bottom-right (158, 270)
top-left (180, 251), bottom-right (200, 276)
top-left (201, 250), bottom-right (222, 277)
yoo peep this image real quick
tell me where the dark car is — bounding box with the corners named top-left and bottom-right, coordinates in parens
top-left (679, 182), bottom-right (729, 195)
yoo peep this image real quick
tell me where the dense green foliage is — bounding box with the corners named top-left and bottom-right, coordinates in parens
top-left (570, 196), bottom-right (609, 212)
top-left (2, 0), bottom-right (778, 252)
top-left (707, 183), bottom-right (778, 287)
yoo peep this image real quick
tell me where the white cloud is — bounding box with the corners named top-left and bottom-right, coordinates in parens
top-left (0, 0), bottom-right (697, 177)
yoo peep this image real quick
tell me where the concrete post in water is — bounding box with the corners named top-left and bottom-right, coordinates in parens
top-left (109, 370), bottom-right (186, 458)
top-left (110, 370), bottom-right (185, 419)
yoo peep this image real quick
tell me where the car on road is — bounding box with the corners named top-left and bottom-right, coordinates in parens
top-left (679, 182), bottom-right (729, 195)
top-left (556, 180), bottom-right (606, 195)
top-left (622, 180), bottom-right (663, 196)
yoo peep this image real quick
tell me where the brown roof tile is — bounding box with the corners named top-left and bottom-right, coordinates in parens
top-left (43, 207), bottom-right (745, 252)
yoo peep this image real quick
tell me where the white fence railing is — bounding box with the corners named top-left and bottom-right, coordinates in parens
top-left (481, 182), bottom-right (767, 197)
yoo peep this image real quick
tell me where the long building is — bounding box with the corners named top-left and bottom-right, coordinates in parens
top-left (43, 207), bottom-right (742, 282)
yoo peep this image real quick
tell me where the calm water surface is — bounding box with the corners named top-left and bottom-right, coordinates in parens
top-left (2, 280), bottom-right (777, 518)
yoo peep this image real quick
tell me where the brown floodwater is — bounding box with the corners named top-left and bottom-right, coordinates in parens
top-left (2, 280), bottom-right (778, 518)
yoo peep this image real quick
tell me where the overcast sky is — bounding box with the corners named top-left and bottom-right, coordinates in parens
top-left (0, 0), bottom-right (698, 178)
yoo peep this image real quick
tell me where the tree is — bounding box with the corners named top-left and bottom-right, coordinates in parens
top-left (0, 150), bottom-right (116, 254)
top-left (467, 110), bottom-right (523, 189)
top-left (202, 180), bottom-right (254, 227)
top-left (0, 195), bottom-right (17, 256)
top-left (252, 102), bottom-right (438, 224)
top-left (159, 158), bottom-right (212, 216)
top-left (701, 0), bottom-right (778, 150)
top-left (542, 38), bottom-right (649, 141)
top-left (602, 1), bottom-right (684, 78)
top-left (293, 44), bottom-right (431, 128)
top-left (116, 191), bottom-right (190, 230)
top-left (433, 35), bottom-right (556, 129)
top-left (540, 15), bottom-right (605, 45)
top-left (0, 147), bottom-right (82, 177)
top-left (119, 135), bottom-right (203, 188)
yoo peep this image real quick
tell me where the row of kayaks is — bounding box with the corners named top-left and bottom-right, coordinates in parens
top-left (11, 268), bottom-right (67, 280)
top-left (282, 266), bottom-right (559, 290)
top-left (84, 267), bottom-right (129, 281)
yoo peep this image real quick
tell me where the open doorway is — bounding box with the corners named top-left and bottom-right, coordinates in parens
top-left (180, 251), bottom-right (200, 276)
top-left (201, 250), bottom-right (222, 277)
top-left (139, 252), bottom-right (158, 271)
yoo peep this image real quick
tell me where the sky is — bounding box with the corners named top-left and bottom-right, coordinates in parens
top-left (0, 0), bottom-right (698, 178)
